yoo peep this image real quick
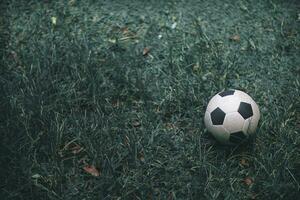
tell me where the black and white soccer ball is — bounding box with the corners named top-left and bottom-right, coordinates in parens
top-left (204, 89), bottom-right (260, 145)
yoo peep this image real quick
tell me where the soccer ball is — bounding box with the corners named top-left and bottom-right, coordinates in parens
top-left (204, 89), bottom-right (260, 145)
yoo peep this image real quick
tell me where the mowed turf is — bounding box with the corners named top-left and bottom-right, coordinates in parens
top-left (1, 0), bottom-right (300, 199)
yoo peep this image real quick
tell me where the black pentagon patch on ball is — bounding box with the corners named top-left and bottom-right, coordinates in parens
top-left (211, 107), bottom-right (226, 125)
top-left (219, 90), bottom-right (235, 97)
top-left (230, 131), bottom-right (247, 143)
top-left (238, 102), bottom-right (253, 119)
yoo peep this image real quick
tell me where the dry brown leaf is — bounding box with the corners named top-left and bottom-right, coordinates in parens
top-left (124, 135), bottom-right (130, 146)
top-left (83, 165), bottom-right (100, 177)
top-left (121, 27), bottom-right (129, 34)
top-left (165, 123), bottom-right (177, 130)
top-left (143, 47), bottom-right (150, 56)
top-left (111, 99), bottom-right (120, 108)
top-left (69, 0), bottom-right (76, 5)
top-left (230, 35), bottom-right (240, 42)
top-left (240, 158), bottom-right (249, 167)
top-left (138, 151), bottom-right (145, 162)
top-left (286, 30), bottom-right (297, 38)
top-left (244, 177), bottom-right (253, 186)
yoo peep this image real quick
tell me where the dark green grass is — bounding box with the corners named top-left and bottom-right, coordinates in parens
top-left (1, 0), bottom-right (300, 199)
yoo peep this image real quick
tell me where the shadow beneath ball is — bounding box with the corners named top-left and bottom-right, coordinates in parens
top-left (205, 130), bottom-right (257, 156)
top-left (225, 134), bottom-right (257, 157)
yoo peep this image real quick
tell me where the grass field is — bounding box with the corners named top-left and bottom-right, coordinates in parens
top-left (1, 0), bottom-right (300, 199)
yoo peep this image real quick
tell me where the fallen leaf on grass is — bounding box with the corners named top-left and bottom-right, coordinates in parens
top-left (111, 99), bottom-right (120, 108)
top-left (83, 165), bottom-right (100, 177)
top-left (143, 47), bottom-right (150, 56)
top-left (165, 123), bottom-right (177, 130)
top-left (121, 27), bottom-right (129, 34)
top-left (244, 177), bottom-right (253, 186)
top-left (124, 135), bottom-right (130, 146)
top-left (69, 0), bottom-right (76, 5)
top-left (240, 158), bottom-right (249, 167)
top-left (230, 35), bottom-right (240, 42)
top-left (285, 30), bottom-right (297, 38)
top-left (138, 151), bottom-right (145, 162)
